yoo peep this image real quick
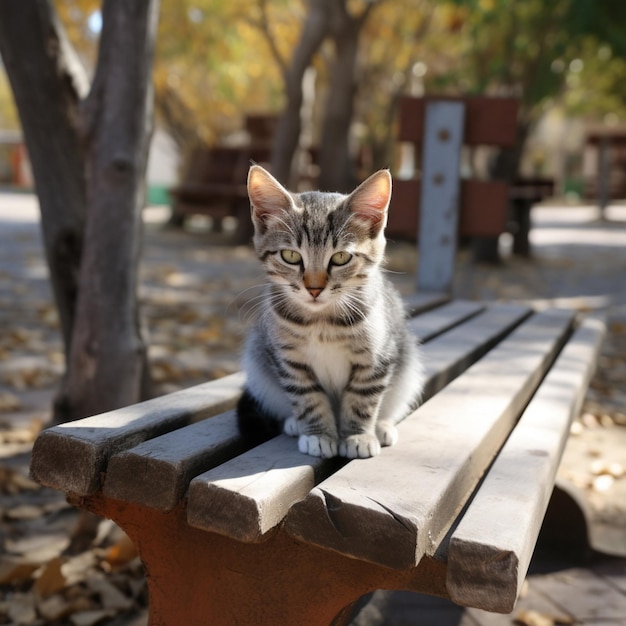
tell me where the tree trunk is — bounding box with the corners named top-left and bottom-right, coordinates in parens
top-left (317, 4), bottom-right (361, 193)
top-left (60, 0), bottom-right (159, 420)
top-left (0, 0), bottom-right (88, 359)
top-left (270, 0), bottom-right (333, 186)
top-left (0, 0), bottom-right (159, 422)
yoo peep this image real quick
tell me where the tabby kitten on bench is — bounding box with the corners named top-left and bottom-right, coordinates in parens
top-left (237, 165), bottom-right (424, 459)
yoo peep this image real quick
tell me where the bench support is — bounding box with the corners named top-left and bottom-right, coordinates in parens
top-left (74, 493), bottom-right (448, 626)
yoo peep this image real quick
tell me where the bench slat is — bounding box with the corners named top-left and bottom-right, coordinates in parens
top-left (186, 304), bottom-right (531, 540)
top-left (30, 373), bottom-right (245, 495)
top-left (187, 435), bottom-right (342, 541)
top-left (446, 314), bottom-right (606, 613)
top-left (284, 310), bottom-right (574, 569)
top-left (420, 303), bottom-right (531, 398)
top-left (404, 292), bottom-right (450, 316)
top-left (102, 410), bottom-right (245, 510)
top-left (408, 300), bottom-right (484, 341)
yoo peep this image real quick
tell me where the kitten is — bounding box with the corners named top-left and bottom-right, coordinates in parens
top-left (237, 165), bottom-right (424, 459)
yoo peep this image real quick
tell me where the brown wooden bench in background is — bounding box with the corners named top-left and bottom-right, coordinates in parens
top-left (388, 97), bottom-right (554, 275)
top-left (29, 294), bottom-right (606, 625)
top-left (168, 145), bottom-right (265, 243)
top-left (509, 177), bottom-right (555, 256)
top-left (168, 115), bottom-right (277, 243)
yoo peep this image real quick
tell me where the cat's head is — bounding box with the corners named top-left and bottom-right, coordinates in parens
top-left (247, 165), bottom-right (391, 312)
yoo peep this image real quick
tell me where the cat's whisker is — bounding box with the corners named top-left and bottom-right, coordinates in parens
top-left (334, 213), bottom-right (358, 241)
top-left (381, 267), bottom-right (408, 276)
top-left (268, 213), bottom-right (297, 239)
top-left (226, 281), bottom-right (273, 316)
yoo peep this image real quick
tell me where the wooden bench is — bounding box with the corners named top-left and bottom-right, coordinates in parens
top-left (169, 145), bottom-right (269, 243)
top-left (169, 115), bottom-right (277, 242)
top-left (389, 96), bottom-right (524, 273)
top-left (508, 177), bottom-right (555, 257)
top-left (29, 294), bottom-right (605, 625)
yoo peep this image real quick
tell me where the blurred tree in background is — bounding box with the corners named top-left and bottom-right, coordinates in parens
top-left (4, 0), bottom-right (626, 188)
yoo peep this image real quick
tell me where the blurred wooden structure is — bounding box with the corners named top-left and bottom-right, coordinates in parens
top-left (584, 128), bottom-right (626, 214)
top-left (168, 115), bottom-right (277, 242)
top-left (389, 96), bottom-right (519, 291)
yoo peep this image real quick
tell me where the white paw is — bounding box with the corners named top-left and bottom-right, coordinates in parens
top-left (376, 421), bottom-right (398, 447)
top-left (339, 434), bottom-right (381, 459)
top-left (284, 416), bottom-right (299, 437)
top-left (298, 434), bottom-right (338, 458)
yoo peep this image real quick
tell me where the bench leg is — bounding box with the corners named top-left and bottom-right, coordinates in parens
top-left (72, 493), bottom-right (448, 626)
top-left (511, 198), bottom-right (532, 257)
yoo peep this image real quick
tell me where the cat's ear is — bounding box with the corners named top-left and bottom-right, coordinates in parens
top-left (247, 165), bottom-right (293, 227)
top-left (345, 169), bottom-right (391, 235)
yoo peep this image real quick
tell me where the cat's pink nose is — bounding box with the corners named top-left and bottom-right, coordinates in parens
top-left (307, 287), bottom-right (323, 299)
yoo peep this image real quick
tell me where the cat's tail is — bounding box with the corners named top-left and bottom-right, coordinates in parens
top-left (236, 388), bottom-right (283, 445)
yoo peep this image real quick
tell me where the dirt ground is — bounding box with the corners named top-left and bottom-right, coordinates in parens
top-left (0, 194), bottom-right (625, 625)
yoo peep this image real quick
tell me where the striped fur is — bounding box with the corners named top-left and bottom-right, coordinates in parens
top-left (237, 165), bottom-right (425, 459)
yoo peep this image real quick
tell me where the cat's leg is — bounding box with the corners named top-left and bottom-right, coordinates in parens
top-left (338, 365), bottom-right (391, 458)
top-left (376, 344), bottom-right (425, 447)
top-left (287, 389), bottom-right (339, 458)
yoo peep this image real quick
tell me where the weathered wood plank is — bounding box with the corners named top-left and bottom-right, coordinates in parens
top-left (417, 101), bottom-right (465, 293)
top-left (186, 304), bottom-right (530, 541)
top-left (421, 303), bottom-right (531, 398)
top-left (408, 300), bottom-right (484, 342)
top-left (29, 372), bottom-right (245, 495)
top-left (284, 310), bottom-right (574, 570)
top-left (103, 409), bottom-right (246, 511)
top-left (187, 435), bottom-right (343, 541)
top-left (404, 291), bottom-right (450, 316)
top-left (446, 314), bottom-right (606, 613)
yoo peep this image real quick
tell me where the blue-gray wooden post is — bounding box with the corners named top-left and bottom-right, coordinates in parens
top-left (417, 101), bottom-right (466, 293)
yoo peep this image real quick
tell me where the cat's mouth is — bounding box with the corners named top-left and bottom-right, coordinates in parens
top-left (297, 290), bottom-right (330, 309)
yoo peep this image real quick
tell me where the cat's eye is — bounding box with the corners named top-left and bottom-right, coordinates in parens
top-left (330, 251), bottom-right (352, 266)
top-left (280, 249), bottom-right (302, 265)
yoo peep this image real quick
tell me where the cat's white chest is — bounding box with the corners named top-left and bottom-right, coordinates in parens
top-left (304, 339), bottom-right (350, 393)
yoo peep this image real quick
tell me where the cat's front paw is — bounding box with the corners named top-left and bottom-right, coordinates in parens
top-left (298, 434), bottom-right (338, 458)
top-left (376, 421), bottom-right (398, 447)
top-left (284, 416), bottom-right (299, 437)
top-left (339, 434), bottom-right (381, 459)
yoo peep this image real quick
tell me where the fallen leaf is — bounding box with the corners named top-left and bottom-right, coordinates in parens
top-left (7, 592), bottom-right (38, 625)
top-left (600, 414), bottom-right (614, 427)
top-left (0, 390), bottom-right (21, 411)
top-left (514, 610), bottom-right (554, 626)
top-left (4, 504), bottom-right (45, 521)
top-left (34, 556), bottom-right (68, 598)
top-left (569, 421), bottom-right (583, 436)
top-left (0, 466), bottom-right (41, 494)
top-left (88, 577), bottom-right (134, 611)
top-left (0, 556), bottom-right (40, 585)
top-left (37, 594), bottom-right (73, 621)
top-left (592, 474), bottom-right (615, 492)
top-left (104, 534), bottom-right (137, 568)
top-left (70, 609), bottom-right (116, 626)
top-left (61, 551), bottom-right (99, 587)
